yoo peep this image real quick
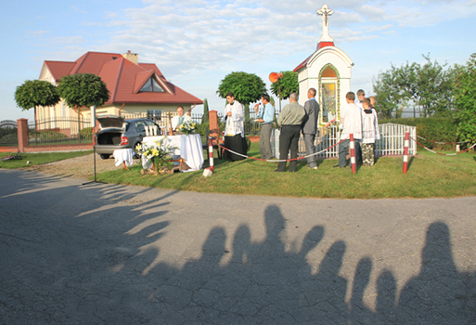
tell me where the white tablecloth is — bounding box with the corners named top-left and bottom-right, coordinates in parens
top-left (113, 148), bottom-right (134, 167)
top-left (142, 134), bottom-right (204, 172)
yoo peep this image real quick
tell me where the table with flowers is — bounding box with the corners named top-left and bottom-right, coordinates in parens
top-left (141, 134), bottom-right (204, 172)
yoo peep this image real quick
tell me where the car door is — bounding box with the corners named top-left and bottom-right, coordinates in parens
top-left (128, 120), bottom-right (146, 147)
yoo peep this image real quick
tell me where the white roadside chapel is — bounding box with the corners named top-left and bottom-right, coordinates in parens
top-left (294, 4), bottom-right (353, 126)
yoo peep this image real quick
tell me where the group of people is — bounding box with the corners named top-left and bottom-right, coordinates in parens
top-left (335, 89), bottom-right (380, 168)
top-left (220, 89), bottom-right (379, 171)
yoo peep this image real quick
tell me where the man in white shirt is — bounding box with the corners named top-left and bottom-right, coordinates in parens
top-left (334, 92), bottom-right (362, 168)
top-left (171, 106), bottom-right (192, 131)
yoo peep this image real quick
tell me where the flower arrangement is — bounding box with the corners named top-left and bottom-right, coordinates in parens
top-left (177, 121), bottom-right (197, 135)
top-left (135, 137), bottom-right (177, 174)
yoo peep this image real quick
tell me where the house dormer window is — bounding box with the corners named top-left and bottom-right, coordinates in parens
top-left (140, 77), bottom-right (165, 92)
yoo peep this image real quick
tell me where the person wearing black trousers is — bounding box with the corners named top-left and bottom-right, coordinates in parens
top-left (275, 92), bottom-right (306, 172)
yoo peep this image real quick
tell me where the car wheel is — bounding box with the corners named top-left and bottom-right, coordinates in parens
top-left (99, 154), bottom-right (110, 160)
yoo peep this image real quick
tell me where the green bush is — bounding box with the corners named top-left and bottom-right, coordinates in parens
top-left (0, 132), bottom-right (18, 144)
top-left (380, 117), bottom-right (458, 150)
top-left (195, 122), bottom-right (209, 137)
top-left (29, 130), bottom-right (69, 141)
top-left (80, 127), bottom-right (93, 140)
top-left (0, 127), bottom-right (17, 138)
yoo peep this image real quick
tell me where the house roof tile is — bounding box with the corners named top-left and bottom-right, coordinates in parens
top-left (42, 51), bottom-right (202, 105)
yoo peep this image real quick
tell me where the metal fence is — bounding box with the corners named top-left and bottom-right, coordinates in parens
top-left (9, 112), bottom-right (416, 154)
top-left (28, 117), bottom-right (92, 146)
top-left (122, 111), bottom-right (264, 135)
top-left (122, 112), bottom-right (205, 130)
top-left (275, 123), bottom-right (417, 159)
top-left (376, 123), bottom-right (417, 156)
top-left (0, 120), bottom-right (18, 146)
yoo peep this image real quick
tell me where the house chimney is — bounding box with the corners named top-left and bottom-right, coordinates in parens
top-left (123, 50), bottom-right (138, 64)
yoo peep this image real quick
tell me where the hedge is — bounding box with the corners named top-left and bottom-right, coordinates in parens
top-left (380, 117), bottom-right (458, 150)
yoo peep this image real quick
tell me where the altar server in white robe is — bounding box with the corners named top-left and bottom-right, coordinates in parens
top-left (221, 92), bottom-right (247, 161)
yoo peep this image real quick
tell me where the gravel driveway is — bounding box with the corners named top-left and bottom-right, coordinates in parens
top-left (27, 153), bottom-right (140, 179)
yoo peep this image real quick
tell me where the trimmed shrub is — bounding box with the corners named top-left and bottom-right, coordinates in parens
top-left (80, 127), bottom-right (93, 140)
top-left (380, 117), bottom-right (458, 150)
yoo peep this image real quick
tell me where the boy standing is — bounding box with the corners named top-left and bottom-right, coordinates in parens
top-left (361, 98), bottom-right (377, 166)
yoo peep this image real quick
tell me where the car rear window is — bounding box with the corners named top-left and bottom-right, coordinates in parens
top-left (125, 122), bottom-right (131, 132)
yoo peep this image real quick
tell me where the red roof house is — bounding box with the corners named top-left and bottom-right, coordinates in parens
top-left (38, 51), bottom-right (202, 125)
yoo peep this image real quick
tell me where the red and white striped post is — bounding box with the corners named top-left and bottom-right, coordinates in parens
top-left (403, 130), bottom-right (410, 174)
top-left (349, 133), bottom-right (356, 174)
top-left (208, 136), bottom-right (214, 173)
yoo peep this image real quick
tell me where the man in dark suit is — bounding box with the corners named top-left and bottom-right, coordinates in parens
top-left (302, 88), bottom-right (320, 169)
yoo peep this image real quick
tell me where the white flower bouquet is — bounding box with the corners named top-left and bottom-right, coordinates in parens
top-left (135, 137), bottom-right (177, 173)
top-left (177, 121), bottom-right (197, 135)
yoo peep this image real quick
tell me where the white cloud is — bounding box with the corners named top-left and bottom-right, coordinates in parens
top-left (28, 30), bottom-right (50, 37)
top-left (8, 0), bottom-right (476, 116)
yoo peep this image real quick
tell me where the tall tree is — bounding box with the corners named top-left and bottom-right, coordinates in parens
top-left (57, 74), bottom-right (110, 108)
top-left (454, 53), bottom-right (476, 147)
top-left (373, 54), bottom-right (454, 118)
top-left (270, 71), bottom-right (299, 100)
top-left (217, 71), bottom-right (266, 125)
top-left (57, 73), bottom-right (109, 142)
top-left (372, 64), bottom-right (408, 118)
top-left (15, 80), bottom-right (60, 127)
top-left (202, 98), bottom-right (209, 123)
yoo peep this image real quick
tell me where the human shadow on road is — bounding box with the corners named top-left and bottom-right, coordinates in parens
top-left (3, 173), bottom-right (474, 325)
top-left (395, 221), bottom-right (473, 324)
top-left (136, 210), bottom-right (475, 324)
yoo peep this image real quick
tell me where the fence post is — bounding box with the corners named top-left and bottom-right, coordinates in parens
top-left (350, 133), bottom-right (356, 174)
top-left (403, 130), bottom-right (410, 174)
top-left (17, 119), bottom-right (28, 153)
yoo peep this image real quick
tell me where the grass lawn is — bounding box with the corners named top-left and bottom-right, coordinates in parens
top-left (93, 143), bottom-right (476, 199)
top-left (0, 151), bottom-right (93, 169)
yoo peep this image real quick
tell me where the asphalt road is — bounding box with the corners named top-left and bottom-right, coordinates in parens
top-left (1, 169), bottom-right (475, 324)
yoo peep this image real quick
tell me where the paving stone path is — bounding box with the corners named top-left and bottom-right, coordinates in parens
top-left (1, 169), bottom-right (475, 324)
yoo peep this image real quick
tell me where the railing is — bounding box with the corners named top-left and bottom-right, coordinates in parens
top-left (13, 113), bottom-right (417, 154)
top-left (274, 123), bottom-right (417, 159)
top-left (122, 112), bottom-right (205, 130)
top-left (122, 111), bottom-right (265, 136)
top-left (0, 120), bottom-right (18, 146)
top-left (28, 117), bottom-right (92, 146)
top-left (376, 123), bottom-right (417, 156)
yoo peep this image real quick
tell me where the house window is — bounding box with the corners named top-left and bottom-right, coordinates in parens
top-left (140, 77), bottom-right (165, 92)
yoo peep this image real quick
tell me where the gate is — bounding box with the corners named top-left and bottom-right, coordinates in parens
top-left (0, 120), bottom-right (18, 147)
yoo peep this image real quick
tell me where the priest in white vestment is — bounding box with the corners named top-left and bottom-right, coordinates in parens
top-left (172, 106), bottom-right (192, 131)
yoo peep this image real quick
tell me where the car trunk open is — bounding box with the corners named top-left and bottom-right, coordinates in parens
top-left (97, 132), bottom-right (122, 145)
top-left (96, 115), bottom-right (126, 146)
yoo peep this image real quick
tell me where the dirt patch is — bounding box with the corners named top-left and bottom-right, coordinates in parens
top-left (25, 154), bottom-right (140, 179)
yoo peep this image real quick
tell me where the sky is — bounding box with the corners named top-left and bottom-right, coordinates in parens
top-left (1, 0), bottom-right (475, 121)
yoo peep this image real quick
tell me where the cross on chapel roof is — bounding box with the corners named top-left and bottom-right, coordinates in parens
top-left (317, 4), bottom-right (334, 44)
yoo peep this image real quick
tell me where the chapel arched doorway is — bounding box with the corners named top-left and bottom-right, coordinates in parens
top-left (319, 64), bottom-right (339, 124)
